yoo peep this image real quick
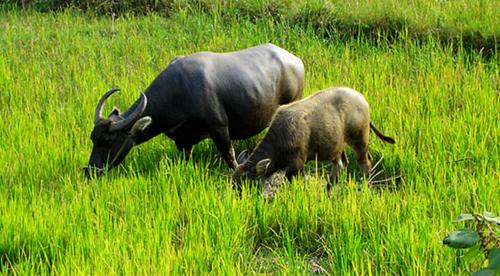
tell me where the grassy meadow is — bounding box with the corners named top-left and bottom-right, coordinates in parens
top-left (0, 4), bottom-right (499, 275)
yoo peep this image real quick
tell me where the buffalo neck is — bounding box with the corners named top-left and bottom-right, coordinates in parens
top-left (129, 78), bottom-right (185, 145)
top-left (128, 90), bottom-right (166, 145)
top-left (126, 69), bottom-right (189, 145)
top-left (133, 106), bottom-right (160, 145)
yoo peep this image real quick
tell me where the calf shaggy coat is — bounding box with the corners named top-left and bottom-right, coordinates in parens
top-left (232, 87), bottom-right (395, 186)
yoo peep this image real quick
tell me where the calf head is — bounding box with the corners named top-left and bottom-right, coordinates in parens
top-left (84, 88), bottom-right (151, 178)
top-left (232, 151), bottom-right (272, 183)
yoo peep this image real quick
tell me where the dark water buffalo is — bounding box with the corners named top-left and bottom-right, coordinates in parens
top-left (84, 43), bottom-right (304, 177)
top-left (232, 87), bottom-right (395, 188)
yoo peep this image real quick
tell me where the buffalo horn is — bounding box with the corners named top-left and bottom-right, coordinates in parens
top-left (94, 88), bottom-right (120, 125)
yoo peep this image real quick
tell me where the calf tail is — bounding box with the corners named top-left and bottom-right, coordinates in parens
top-left (370, 122), bottom-right (396, 144)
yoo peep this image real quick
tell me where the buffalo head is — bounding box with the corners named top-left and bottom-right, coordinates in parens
top-left (84, 88), bottom-right (152, 178)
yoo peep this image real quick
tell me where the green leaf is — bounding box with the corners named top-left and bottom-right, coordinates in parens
top-left (488, 248), bottom-right (500, 271)
top-left (472, 268), bottom-right (496, 276)
top-left (483, 212), bottom-right (498, 218)
top-left (455, 213), bottom-right (475, 222)
top-left (462, 244), bottom-right (482, 263)
top-left (482, 212), bottom-right (500, 226)
top-left (443, 228), bottom-right (480, 249)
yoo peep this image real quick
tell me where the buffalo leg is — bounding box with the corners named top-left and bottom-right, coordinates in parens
top-left (175, 141), bottom-right (193, 161)
top-left (211, 127), bottom-right (238, 169)
top-left (180, 145), bottom-right (193, 161)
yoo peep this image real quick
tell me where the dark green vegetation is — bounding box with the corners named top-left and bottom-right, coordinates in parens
top-left (5, 0), bottom-right (500, 56)
top-left (0, 2), bottom-right (499, 274)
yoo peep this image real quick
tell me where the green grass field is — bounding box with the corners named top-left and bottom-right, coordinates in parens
top-left (0, 6), bottom-right (499, 275)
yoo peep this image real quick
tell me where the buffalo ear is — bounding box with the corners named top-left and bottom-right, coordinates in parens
top-left (237, 149), bottom-right (249, 164)
top-left (255, 158), bottom-right (271, 176)
top-left (109, 106), bottom-right (121, 117)
top-left (130, 116), bottom-right (152, 135)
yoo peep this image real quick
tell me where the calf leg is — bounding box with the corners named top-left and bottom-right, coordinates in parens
top-left (284, 157), bottom-right (305, 182)
top-left (348, 128), bottom-right (372, 189)
top-left (327, 155), bottom-right (346, 190)
top-left (329, 150), bottom-right (348, 183)
top-left (341, 151), bottom-right (349, 166)
top-left (356, 150), bottom-right (371, 179)
top-left (352, 144), bottom-right (371, 190)
top-left (211, 127), bottom-right (238, 169)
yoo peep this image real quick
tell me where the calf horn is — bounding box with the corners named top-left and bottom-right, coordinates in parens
top-left (94, 88), bottom-right (120, 125)
top-left (109, 93), bottom-right (147, 132)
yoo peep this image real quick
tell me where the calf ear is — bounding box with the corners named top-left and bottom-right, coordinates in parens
top-left (130, 116), bottom-right (152, 135)
top-left (256, 158), bottom-right (271, 176)
top-left (237, 149), bottom-right (249, 164)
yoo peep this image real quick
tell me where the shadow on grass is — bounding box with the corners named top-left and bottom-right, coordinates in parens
top-left (115, 136), bottom-right (262, 178)
top-left (301, 150), bottom-right (403, 190)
